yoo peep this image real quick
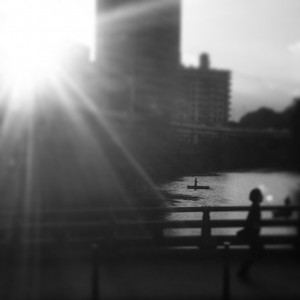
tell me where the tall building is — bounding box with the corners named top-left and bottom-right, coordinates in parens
top-left (95, 0), bottom-right (181, 118)
top-left (180, 54), bottom-right (230, 125)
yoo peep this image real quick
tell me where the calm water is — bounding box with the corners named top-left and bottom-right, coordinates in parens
top-left (160, 171), bottom-right (300, 236)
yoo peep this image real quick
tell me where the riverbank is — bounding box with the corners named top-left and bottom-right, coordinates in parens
top-left (0, 108), bottom-right (297, 211)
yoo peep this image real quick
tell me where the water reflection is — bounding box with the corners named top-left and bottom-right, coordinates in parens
top-left (160, 171), bottom-right (300, 236)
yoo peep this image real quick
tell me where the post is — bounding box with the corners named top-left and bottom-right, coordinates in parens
top-left (55, 215), bottom-right (68, 244)
top-left (91, 243), bottom-right (100, 300)
top-left (222, 242), bottom-right (230, 300)
top-left (153, 224), bottom-right (163, 245)
top-left (106, 209), bottom-right (115, 251)
top-left (202, 207), bottom-right (211, 249)
top-left (127, 76), bottom-right (135, 119)
top-left (297, 212), bottom-right (300, 258)
top-left (7, 214), bottom-right (22, 284)
top-left (11, 216), bottom-right (22, 246)
top-left (56, 227), bottom-right (68, 244)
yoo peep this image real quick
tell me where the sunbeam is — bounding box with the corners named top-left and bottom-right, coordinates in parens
top-left (59, 70), bottom-right (165, 206)
top-left (0, 0), bottom-right (171, 215)
top-left (49, 70), bottom-right (137, 207)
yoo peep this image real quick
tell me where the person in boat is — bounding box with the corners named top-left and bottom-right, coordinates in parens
top-left (194, 178), bottom-right (198, 186)
top-left (237, 188), bottom-right (264, 280)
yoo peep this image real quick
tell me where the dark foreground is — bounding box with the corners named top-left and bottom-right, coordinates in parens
top-left (0, 246), bottom-right (299, 300)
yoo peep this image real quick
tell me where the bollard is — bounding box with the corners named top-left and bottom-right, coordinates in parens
top-left (11, 218), bottom-right (22, 245)
top-left (296, 209), bottom-right (300, 258)
top-left (222, 242), bottom-right (231, 300)
top-left (106, 210), bottom-right (115, 250)
top-left (201, 207), bottom-right (211, 249)
top-left (56, 227), bottom-right (68, 244)
top-left (91, 243), bottom-right (100, 300)
top-left (153, 223), bottom-right (163, 245)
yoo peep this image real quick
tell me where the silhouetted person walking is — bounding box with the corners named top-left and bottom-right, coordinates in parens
top-left (237, 188), bottom-right (264, 280)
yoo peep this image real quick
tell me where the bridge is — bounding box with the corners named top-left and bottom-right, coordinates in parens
top-left (0, 205), bottom-right (299, 299)
top-left (82, 112), bottom-right (292, 141)
top-left (171, 121), bottom-right (292, 143)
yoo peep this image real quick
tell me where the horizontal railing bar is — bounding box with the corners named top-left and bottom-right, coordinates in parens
top-left (209, 206), bottom-right (299, 212)
top-left (213, 236), bottom-right (297, 245)
top-left (115, 235), bottom-right (297, 243)
top-left (209, 219), bottom-right (298, 228)
top-left (0, 222), bottom-right (108, 230)
top-left (0, 219), bottom-right (297, 231)
top-left (0, 235), bottom-right (295, 248)
top-left (116, 219), bottom-right (298, 228)
top-left (0, 205), bottom-right (299, 216)
top-left (116, 220), bottom-right (202, 228)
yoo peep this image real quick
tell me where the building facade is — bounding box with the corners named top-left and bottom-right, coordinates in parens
top-left (180, 54), bottom-right (230, 126)
top-left (95, 0), bottom-right (181, 118)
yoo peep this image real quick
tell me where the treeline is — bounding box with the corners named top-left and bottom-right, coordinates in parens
top-left (236, 98), bottom-right (300, 131)
top-left (93, 115), bottom-right (298, 188)
top-left (127, 133), bottom-right (296, 179)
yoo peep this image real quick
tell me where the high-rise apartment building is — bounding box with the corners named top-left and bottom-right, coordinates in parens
top-left (95, 0), bottom-right (181, 118)
top-left (180, 54), bottom-right (230, 125)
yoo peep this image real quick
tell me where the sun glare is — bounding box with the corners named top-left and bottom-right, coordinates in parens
top-left (0, 0), bottom-right (95, 91)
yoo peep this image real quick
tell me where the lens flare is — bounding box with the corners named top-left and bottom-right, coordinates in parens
top-left (258, 184), bottom-right (267, 193)
top-left (0, 0), bottom-right (95, 94)
top-left (258, 184), bottom-right (274, 202)
top-left (266, 194), bottom-right (274, 202)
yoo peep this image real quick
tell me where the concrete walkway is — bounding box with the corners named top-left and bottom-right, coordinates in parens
top-left (0, 247), bottom-right (299, 300)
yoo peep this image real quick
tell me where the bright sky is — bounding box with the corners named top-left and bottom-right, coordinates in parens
top-left (1, 0), bottom-right (300, 121)
top-left (182, 0), bottom-right (300, 120)
top-left (0, 0), bottom-right (95, 95)
top-left (0, 0), bottom-right (95, 47)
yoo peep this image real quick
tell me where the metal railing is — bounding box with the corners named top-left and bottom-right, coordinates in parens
top-left (0, 205), bottom-right (299, 249)
top-left (1, 205), bottom-right (299, 300)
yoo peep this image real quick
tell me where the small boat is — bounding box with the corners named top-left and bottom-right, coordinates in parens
top-left (187, 185), bottom-right (210, 190)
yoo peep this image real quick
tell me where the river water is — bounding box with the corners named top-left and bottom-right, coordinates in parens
top-left (159, 171), bottom-right (300, 236)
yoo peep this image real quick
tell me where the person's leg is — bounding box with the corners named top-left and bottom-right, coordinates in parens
top-left (237, 256), bottom-right (254, 279)
top-left (237, 242), bottom-right (256, 279)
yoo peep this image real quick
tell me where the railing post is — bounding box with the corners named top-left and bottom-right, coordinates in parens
top-left (296, 210), bottom-right (300, 258)
top-left (222, 242), bottom-right (231, 300)
top-left (11, 216), bottom-right (22, 246)
top-left (153, 222), bottom-right (164, 245)
top-left (106, 209), bottom-right (116, 251)
top-left (55, 215), bottom-right (68, 245)
top-left (56, 227), bottom-right (68, 244)
top-left (201, 207), bottom-right (211, 249)
top-left (91, 243), bottom-right (100, 300)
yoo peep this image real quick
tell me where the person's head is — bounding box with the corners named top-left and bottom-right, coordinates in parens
top-left (249, 188), bottom-right (263, 204)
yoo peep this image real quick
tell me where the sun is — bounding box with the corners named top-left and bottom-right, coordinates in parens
top-left (0, 0), bottom-right (65, 90)
top-left (0, 0), bottom-right (95, 92)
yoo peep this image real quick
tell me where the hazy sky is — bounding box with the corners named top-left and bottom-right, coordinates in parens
top-left (182, 0), bottom-right (300, 120)
top-left (1, 0), bottom-right (300, 121)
